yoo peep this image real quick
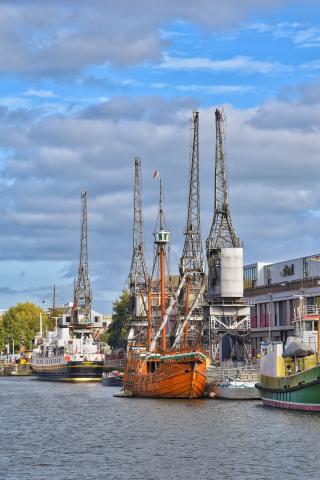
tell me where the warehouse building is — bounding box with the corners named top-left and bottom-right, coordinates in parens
top-left (244, 254), bottom-right (320, 354)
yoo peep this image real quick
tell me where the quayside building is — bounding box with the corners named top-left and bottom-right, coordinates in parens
top-left (244, 254), bottom-right (320, 354)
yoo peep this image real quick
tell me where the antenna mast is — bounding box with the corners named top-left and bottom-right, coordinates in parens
top-left (73, 190), bottom-right (92, 323)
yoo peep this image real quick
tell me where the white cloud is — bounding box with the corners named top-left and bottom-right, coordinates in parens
top-left (175, 84), bottom-right (254, 94)
top-left (24, 89), bottom-right (57, 98)
top-left (249, 99), bottom-right (320, 131)
top-left (293, 27), bottom-right (320, 48)
top-left (0, 96), bottom-right (30, 109)
top-left (301, 59), bottom-right (320, 71)
top-left (244, 21), bottom-right (320, 48)
top-left (159, 54), bottom-right (290, 74)
top-left (0, 0), bottom-right (297, 75)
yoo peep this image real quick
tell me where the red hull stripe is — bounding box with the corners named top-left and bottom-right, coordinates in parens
top-left (262, 397), bottom-right (320, 412)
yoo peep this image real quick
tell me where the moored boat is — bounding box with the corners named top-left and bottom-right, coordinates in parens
top-left (124, 350), bottom-right (206, 398)
top-left (210, 380), bottom-right (260, 400)
top-left (31, 312), bottom-right (104, 382)
top-left (32, 192), bottom-right (105, 383)
top-left (123, 180), bottom-right (206, 399)
top-left (102, 370), bottom-right (124, 387)
top-left (207, 365), bottom-right (260, 399)
top-left (256, 301), bottom-right (320, 411)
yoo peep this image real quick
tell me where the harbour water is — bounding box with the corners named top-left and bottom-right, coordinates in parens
top-left (1, 378), bottom-right (320, 480)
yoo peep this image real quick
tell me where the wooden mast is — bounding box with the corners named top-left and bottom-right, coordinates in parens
top-left (184, 277), bottom-right (190, 349)
top-left (160, 246), bottom-right (166, 352)
top-left (147, 278), bottom-right (152, 351)
top-left (151, 179), bottom-right (170, 353)
top-left (150, 178), bottom-right (186, 354)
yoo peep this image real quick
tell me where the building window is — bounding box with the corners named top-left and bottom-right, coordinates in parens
top-left (303, 258), bottom-right (308, 278)
top-left (94, 316), bottom-right (99, 323)
top-left (66, 316), bottom-right (71, 323)
top-left (264, 265), bottom-right (271, 286)
top-left (244, 266), bottom-right (257, 289)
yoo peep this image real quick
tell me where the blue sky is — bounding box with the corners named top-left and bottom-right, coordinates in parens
top-left (0, 0), bottom-right (319, 312)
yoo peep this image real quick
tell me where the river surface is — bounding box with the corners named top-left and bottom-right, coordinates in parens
top-left (1, 377), bottom-right (320, 480)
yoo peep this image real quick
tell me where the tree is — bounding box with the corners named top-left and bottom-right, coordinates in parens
top-left (2, 302), bottom-right (48, 352)
top-left (0, 315), bottom-right (6, 352)
top-left (107, 290), bottom-right (130, 350)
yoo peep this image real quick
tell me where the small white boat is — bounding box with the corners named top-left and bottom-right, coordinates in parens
top-left (211, 379), bottom-right (260, 400)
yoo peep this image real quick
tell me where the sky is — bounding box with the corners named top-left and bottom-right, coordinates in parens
top-left (0, 0), bottom-right (319, 313)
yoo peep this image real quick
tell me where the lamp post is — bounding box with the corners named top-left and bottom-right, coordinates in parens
top-left (306, 257), bottom-right (320, 358)
top-left (268, 293), bottom-right (272, 343)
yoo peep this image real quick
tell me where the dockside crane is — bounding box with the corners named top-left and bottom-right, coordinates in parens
top-left (204, 108), bottom-right (251, 364)
top-left (177, 111), bottom-right (205, 348)
top-left (127, 157), bottom-right (149, 346)
top-left (73, 190), bottom-right (92, 324)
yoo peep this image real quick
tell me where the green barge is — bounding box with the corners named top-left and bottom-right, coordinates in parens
top-left (256, 303), bottom-right (320, 412)
top-left (256, 358), bottom-right (320, 411)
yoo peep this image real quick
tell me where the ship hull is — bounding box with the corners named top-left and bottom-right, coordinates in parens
top-left (102, 373), bottom-right (123, 387)
top-left (31, 361), bottom-right (103, 382)
top-left (124, 352), bottom-right (207, 399)
top-left (209, 383), bottom-right (260, 400)
top-left (102, 377), bottom-right (123, 387)
top-left (256, 364), bottom-right (320, 411)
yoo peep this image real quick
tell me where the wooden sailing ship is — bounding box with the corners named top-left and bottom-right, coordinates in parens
top-left (124, 180), bottom-right (206, 398)
top-left (124, 350), bottom-right (206, 398)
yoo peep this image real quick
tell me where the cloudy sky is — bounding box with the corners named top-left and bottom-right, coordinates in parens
top-left (0, 0), bottom-right (319, 312)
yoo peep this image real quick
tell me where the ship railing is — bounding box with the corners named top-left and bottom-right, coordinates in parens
top-left (293, 304), bottom-right (320, 321)
top-left (304, 305), bottom-right (320, 315)
top-left (207, 365), bottom-right (260, 382)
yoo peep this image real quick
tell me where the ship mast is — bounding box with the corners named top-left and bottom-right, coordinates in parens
top-left (147, 180), bottom-right (171, 353)
top-left (204, 108), bottom-right (250, 364)
top-left (148, 180), bottom-right (187, 353)
top-left (73, 190), bottom-right (92, 324)
top-left (157, 180), bottom-right (169, 352)
top-left (179, 111), bottom-right (205, 348)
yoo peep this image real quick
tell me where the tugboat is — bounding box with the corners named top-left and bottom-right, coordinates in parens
top-left (256, 298), bottom-right (320, 411)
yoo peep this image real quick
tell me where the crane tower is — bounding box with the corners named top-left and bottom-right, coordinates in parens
top-left (128, 158), bottom-right (148, 294)
top-left (205, 109), bottom-right (250, 363)
top-left (179, 111), bottom-right (205, 347)
top-left (127, 158), bottom-right (148, 345)
top-left (73, 190), bottom-right (92, 323)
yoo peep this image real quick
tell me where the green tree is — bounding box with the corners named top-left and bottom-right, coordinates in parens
top-left (107, 290), bottom-right (130, 350)
top-left (2, 302), bottom-right (48, 352)
top-left (0, 314), bottom-right (6, 352)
